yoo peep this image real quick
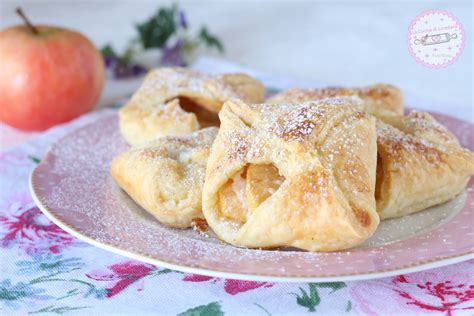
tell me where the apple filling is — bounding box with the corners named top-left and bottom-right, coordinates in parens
top-left (177, 97), bottom-right (220, 127)
top-left (218, 164), bottom-right (284, 223)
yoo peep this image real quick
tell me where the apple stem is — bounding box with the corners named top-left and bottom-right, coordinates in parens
top-left (16, 7), bottom-right (39, 35)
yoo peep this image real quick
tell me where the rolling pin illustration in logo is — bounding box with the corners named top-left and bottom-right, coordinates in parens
top-left (414, 33), bottom-right (458, 46)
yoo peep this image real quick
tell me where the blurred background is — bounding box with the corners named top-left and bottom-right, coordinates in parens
top-left (0, 0), bottom-right (472, 119)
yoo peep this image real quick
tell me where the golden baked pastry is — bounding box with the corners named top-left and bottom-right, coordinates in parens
top-left (266, 84), bottom-right (473, 219)
top-left (119, 67), bottom-right (265, 145)
top-left (267, 84), bottom-right (403, 127)
top-left (110, 127), bottom-right (218, 228)
top-left (376, 111), bottom-right (474, 219)
top-left (202, 97), bottom-right (380, 251)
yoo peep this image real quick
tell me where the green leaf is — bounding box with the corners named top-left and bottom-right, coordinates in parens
top-left (100, 44), bottom-right (117, 58)
top-left (136, 5), bottom-right (178, 49)
top-left (345, 300), bottom-right (352, 312)
top-left (314, 281), bottom-right (347, 293)
top-left (27, 155), bottom-right (41, 164)
top-left (254, 303), bottom-right (271, 316)
top-left (0, 279), bottom-right (50, 301)
top-left (291, 283), bottom-right (320, 312)
top-left (56, 288), bottom-right (80, 300)
top-left (178, 301), bottom-right (224, 316)
top-left (28, 304), bottom-right (91, 314)
top-left (198, 27), bottom-right (224, 53)
top-left (149, 268), bottom-right (174, 277)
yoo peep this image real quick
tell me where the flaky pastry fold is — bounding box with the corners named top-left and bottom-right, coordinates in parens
top-left (202, 97), bottom-right (379, 251)
top-left (268, 84), bottom-right (473, 219)
top-left (267, 84), bottom-right (403, 126)
top-left (120, 67), bottom-right (265, 145)
top-left (375, 111), bottom-right (474, 219)
top-left (111, 127), bottom-right (218, 228)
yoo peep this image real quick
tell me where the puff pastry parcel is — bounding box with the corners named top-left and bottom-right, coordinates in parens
top-left (376, 111), bottom-right (474, 219)
top-left (110, 127), bottom-right (218, 228)
top-left (267, 84), bottom-right (403, 127)
top-left (267, 85), bottom-right (473, 219)
top-left (202, 97), bottom-right (380, 251)
top-left (120, 68), bottom-right (265, 145)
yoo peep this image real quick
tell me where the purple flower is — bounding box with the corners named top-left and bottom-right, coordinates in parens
top-left (104, 56), bottom-right (118, 68)
top-left (178, 10), bottom-right (187, 29)
top-left (160, 39), bottom-right (185, 66)
top-left (132, 65), bottom-right (147, 76)
top-left (112, 61), bottom-right (147, 79)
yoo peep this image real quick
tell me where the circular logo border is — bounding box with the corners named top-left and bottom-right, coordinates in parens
top-left (407, 9), bottom-right (466, 68)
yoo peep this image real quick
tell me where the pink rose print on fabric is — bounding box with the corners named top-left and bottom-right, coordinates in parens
top-left (0, 202), bottom-right (76, 254)
top-left (183, 274), bottom-right (273, 295)
top-left (182, 274), bottom-right (215, 282)
top-left (393, 274), bottom-right (474, 315)
top-left (86, 261), bottom-right (157, 298)
top-left (351, 262), bottom-right (474, 316)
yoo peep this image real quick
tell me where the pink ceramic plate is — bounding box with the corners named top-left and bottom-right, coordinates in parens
top-left (30, 111), bottom-right (474, 282)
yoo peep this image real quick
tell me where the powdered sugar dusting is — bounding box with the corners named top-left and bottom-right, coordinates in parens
top-left (403, 110), bottom-right (460, 150)
top-left (31, 112), bottom-right (474, 279)
top-left (134, 68), bottom-right (256, 104)
top-left (375, 108), bottom-right (473, 169)
top-left (268, 84), bottom-right (397, 108)
top-left (259, 96), bottom-right (363, 142)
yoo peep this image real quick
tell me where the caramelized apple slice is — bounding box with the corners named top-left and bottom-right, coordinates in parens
top-left (246, 164), bottom-right (283, 212)
top-left (218, 169), bottom-right (248, 223)
top-left (218, 164), bottom-right (285, 224)
top-left (178, 97), bottom-right (220, 127)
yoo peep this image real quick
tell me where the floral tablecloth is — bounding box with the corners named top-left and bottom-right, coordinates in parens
top-left (1, 59), bottom-right (474, 315)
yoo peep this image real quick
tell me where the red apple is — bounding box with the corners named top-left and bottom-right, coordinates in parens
top-left (0, 9), bottom-right (105, 131)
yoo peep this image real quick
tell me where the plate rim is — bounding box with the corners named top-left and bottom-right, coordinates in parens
top-left (29, 112), bottom-right (474, 283)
